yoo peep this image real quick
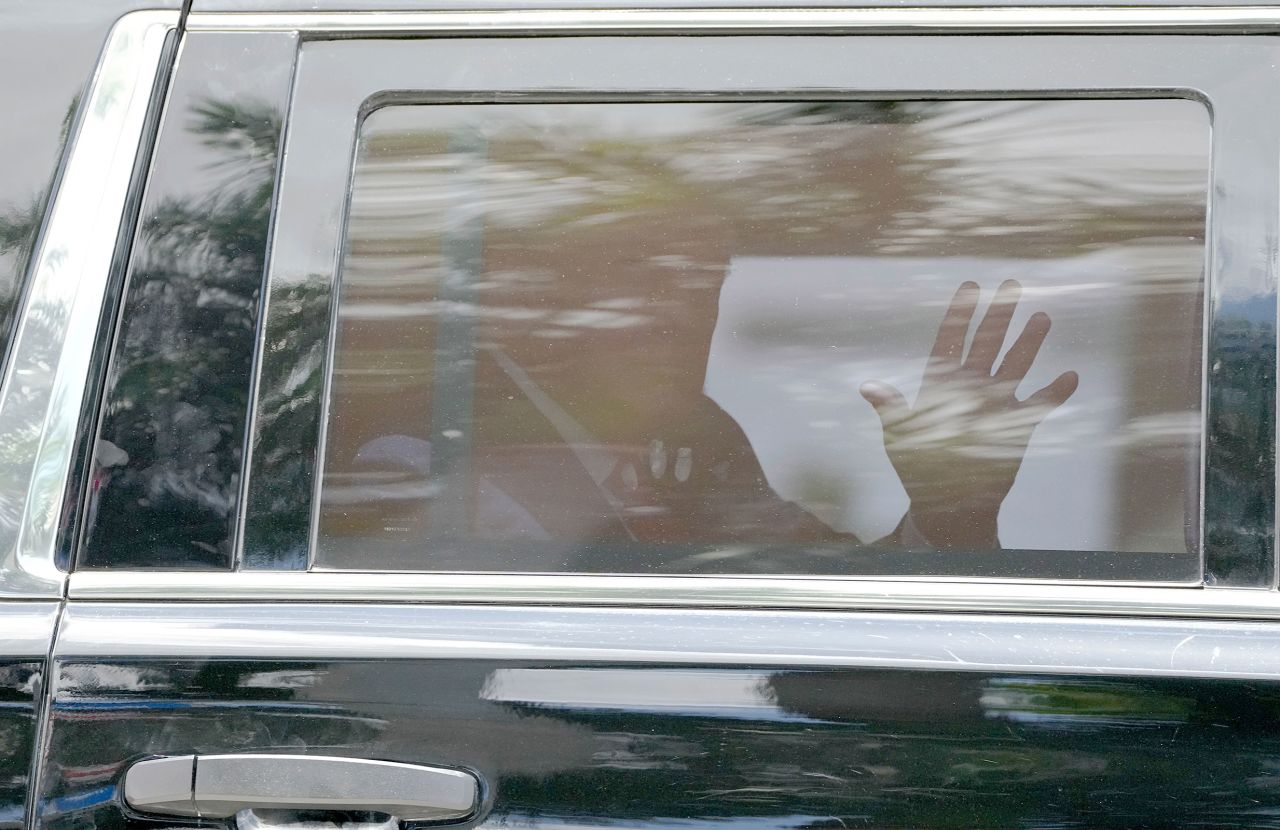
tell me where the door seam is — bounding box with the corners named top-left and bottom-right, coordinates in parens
top-left (24, 598), bottom-right (65, 830)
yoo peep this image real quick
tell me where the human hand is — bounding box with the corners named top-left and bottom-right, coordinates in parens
top-left (602, 395), bottom-right (836, 544)
top-left (860, 280), bottom-right (1078, 549)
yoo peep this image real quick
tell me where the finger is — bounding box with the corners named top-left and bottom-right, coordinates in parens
top-left (926, 281), bottom-right (981, 373)
top-left (1022, 369), bottom-right (1079, 412)
top-left (965, 279), bottom-right (1022, 374)
top-left (648, 439), bottom-right (667, 479)
top-left (995, 311), bottom-right (1051, 385)
top-left (860, 380), bottom-right (911, 427)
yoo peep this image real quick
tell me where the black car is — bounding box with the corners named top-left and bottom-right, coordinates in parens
top-left (2, 2), bottom-right (1280, 828)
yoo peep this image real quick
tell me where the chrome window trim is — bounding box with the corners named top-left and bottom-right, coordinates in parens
top-left (0, 10), bottom-right (179, 598)
top-left (52, 602), bottom-right (1280, 677)
top-left (0, 602), bottom-right (60, 658)
top-left (64, 571), bottom-right (1280, 620)
top-left (185, 7), bottom-right (1280, 35)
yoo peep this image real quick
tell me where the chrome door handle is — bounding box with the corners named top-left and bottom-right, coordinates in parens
top-left (124, 754), bottom-right (480, 822)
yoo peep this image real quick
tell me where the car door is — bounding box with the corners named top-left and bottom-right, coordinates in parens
top-left (31, 6), bottom-right (1280, 830)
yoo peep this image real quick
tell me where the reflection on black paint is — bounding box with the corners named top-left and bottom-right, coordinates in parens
top-left (81, 99), bottom-right (276, 569)
top-left (80, 32), bottom-right (296, 569)
top-left (240, 277), bottom-right (330, 570)
top-left (1205, 302), bottom-right (1277, 586)
top-left (0, 662), bottom-right (40, 830)
top-left (0, 96), bottom-right (79, 342)
top-left (0, 0), bottom-right (182, 400)
top-left (39, 658), bottom-right (1280, 830)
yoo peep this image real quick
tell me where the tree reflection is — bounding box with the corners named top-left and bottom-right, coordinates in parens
top-left (0, 98), bottom-right (78, 365)
top-left (241, 276), bottom-right (330, 568)
top-left (0, 199), bottom-right (42, 265)
top-left (84, 98), bottom-right (283, 568)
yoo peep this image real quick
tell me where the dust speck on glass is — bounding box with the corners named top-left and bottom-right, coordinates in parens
top-left (316, 98), bottom-right (1208, 575)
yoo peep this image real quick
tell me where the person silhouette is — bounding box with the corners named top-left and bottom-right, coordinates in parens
top-left (597, 278), bottom-right (1078, 551)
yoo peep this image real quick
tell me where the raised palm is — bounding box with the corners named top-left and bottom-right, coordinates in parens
top-left (860, 280), bottom-right (1078, 549)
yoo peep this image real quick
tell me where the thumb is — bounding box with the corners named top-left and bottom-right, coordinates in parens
top-left (860, 380), bottom-right (910, 426)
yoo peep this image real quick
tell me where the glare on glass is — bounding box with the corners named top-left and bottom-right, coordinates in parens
top-left (318, 99), bottom-right (1208, 575)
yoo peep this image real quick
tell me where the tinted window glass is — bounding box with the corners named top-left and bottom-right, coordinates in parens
top-left (78, 33), bottom-right (295, 570)
top-left (318, 98), bottom-right (1208, 575)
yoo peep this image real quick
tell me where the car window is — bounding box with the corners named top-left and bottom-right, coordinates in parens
top-left (76, 33), bottom-right (1277, 588)
top-left (237, 35), bottom-right (1279, 584)
top-left (313, 97), bottom-right (1208, 576)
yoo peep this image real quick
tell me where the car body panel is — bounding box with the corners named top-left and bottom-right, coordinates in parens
top-left (40, 604), bottom-right (1280, 829)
